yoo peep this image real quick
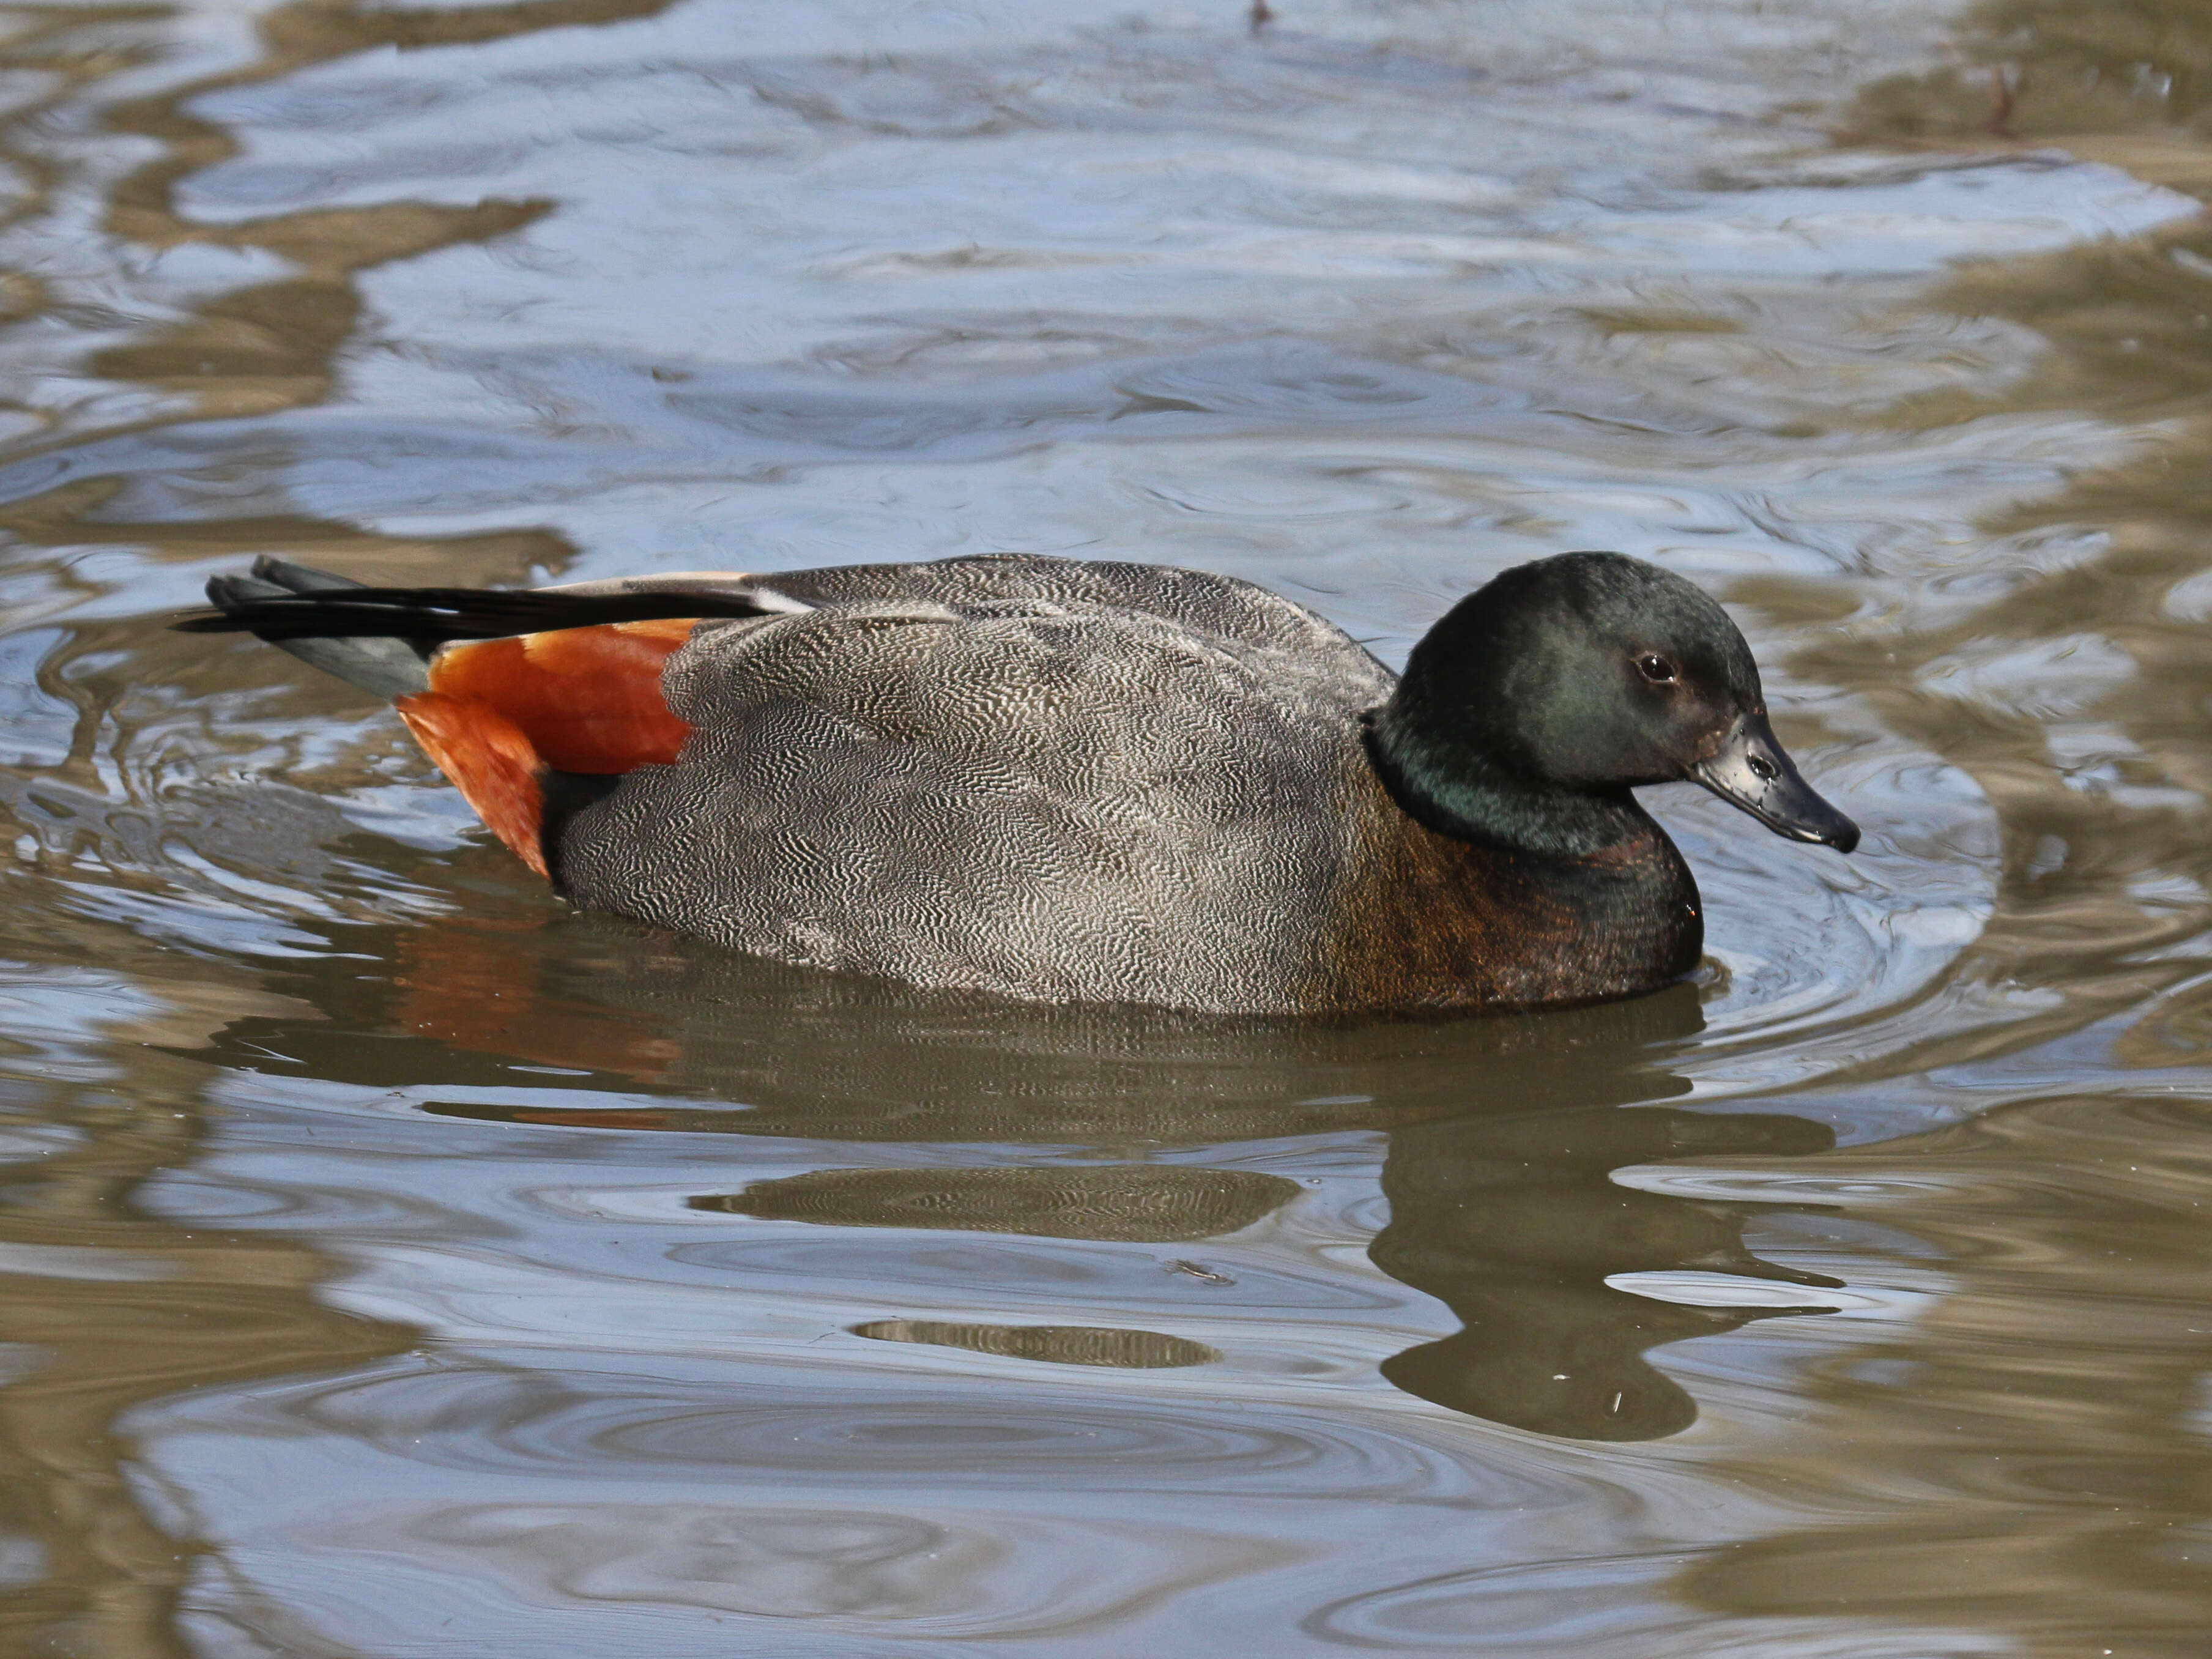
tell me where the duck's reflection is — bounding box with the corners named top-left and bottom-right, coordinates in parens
top-left (692, 1164), bottom-right (1305, 1244)
top-left (1375, 1104), bottom-right (1835, 1439)
top-left (204, 905), bottom-right (1839, 1441)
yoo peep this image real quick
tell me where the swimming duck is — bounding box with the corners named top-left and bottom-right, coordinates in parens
top-left (177, 550), bottom-right (1855, 1015)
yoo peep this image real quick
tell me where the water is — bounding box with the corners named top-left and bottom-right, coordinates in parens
top-left (1, 0), bottom-right (2210, 1652)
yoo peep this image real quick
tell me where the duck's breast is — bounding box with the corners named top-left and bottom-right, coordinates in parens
top-left (1303, 763), bottom-right (1704, 1013)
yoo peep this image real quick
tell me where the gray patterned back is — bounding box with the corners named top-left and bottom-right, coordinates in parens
top-left (554, 555), bottom-right (1396, 1012)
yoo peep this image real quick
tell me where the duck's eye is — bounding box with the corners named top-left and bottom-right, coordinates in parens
top-left (1635, 653), bottom-right (1677, 684)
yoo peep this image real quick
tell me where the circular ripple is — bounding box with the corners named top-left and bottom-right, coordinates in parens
top-left (229, 1364), bottom-right (1534, 1504)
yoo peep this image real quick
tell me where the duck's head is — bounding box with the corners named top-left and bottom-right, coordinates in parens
top-left (1371, 552), bottom-right (1858, 859)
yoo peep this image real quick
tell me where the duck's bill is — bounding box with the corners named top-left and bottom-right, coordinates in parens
top-left (1691, 713), bottom-right (1859, 853)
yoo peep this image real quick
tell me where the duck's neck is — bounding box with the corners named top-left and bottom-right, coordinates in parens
top-left (1364, 697), bottom-right (1656, 861)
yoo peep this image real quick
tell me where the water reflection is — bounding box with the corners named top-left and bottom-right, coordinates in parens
top-left (1851, 0), bottom-right (2212, 146)
top-left (100, 0), bottom-right (681, 423)
top-left (189, 911), bottom-right (1837, 1441)
top-left (851, 1319), bottom-right (1223, 1369)
top-left (696, 1166), bottom-right (1305, 1244)
top-left (1375, 1104), bottom-right (1836, 1440)
top-left (1666, 1082), bottom-right (2212, 1655)
top-left (0, 973), bottom-right (416, 1657)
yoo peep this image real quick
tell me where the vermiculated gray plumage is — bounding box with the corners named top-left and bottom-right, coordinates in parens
top-left (552, 557), bottom-right (1395, 1012)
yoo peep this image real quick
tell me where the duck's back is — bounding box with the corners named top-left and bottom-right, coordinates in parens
top-left (552, 555), bottom-right (1397, 1012)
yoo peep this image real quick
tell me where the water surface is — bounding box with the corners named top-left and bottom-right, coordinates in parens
top-left (1, 0), bottom-right (2211, 1653)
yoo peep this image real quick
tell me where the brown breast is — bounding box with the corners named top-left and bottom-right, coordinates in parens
top-left (1301, 759), bottom-right (1703, 1015)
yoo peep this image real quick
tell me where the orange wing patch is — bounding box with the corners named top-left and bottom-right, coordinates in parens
top-left (397, 691), bottom-right (553, 878)
top-left (395, 618), bottom-right (699, 878)
top-left (428, 618), bottom-right (697, 772)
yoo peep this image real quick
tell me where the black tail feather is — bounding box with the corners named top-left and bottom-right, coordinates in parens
top-left (175, 582), bottom-right (789, 645)
top-left (249, 554), bottom-right (368, 594)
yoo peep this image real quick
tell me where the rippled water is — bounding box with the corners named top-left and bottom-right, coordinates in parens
top-left (2, 0), bottom-right (2212, 1652)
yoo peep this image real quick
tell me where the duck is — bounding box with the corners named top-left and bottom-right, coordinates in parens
top-left (176, 549), bottom-right (1857, 1015)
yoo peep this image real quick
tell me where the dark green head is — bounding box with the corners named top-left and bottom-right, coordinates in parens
top-left (1371, 552), bottom-right (1858, 859)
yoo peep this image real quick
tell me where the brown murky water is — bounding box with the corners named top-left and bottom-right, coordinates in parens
top-left (0, 0), bottom-right (2209, 1653)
